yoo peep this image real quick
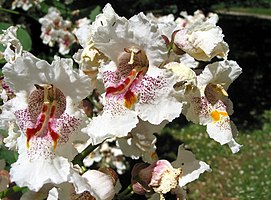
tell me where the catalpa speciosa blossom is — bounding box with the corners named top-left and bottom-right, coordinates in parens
top-left (1, 51), bottom-right (91, 191)
top-left (174, 13), bottom-right (229, 61)
top-left (181, 60), bottom-right (242, 153)
top-left (131, 145), bottom-right (211, 199)
top-left (81, 4), bottom-right (182, 144)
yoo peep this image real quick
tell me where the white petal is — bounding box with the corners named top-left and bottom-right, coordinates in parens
top-left (71, 170), bottom-right (116, 200)
top-left (92, 4), bottom-right (167, 67)
top-left (206, 120), bottom-right (233, 145)
top-left (198, 60), bottom-right (242, 90)
top-left (172, 146), bottom-right (211, 187)
top-left (227, 138), bottom-right (242, 154)
top-left (136, 67), bottom-right (182, 124)
top-left (10, 135), bottom-right (71, 191)
top-left (47, 188), bottom-right (59, 200)
top-left (83, 109), bottom-right (138, 145)
top-left (3, 54), bottom-right (92, 104)
top-left (10, 154), bottom-right (71, 192)
top-left (75, 24), bottom-right (93, 47)
top-left (118, 120), bottom-right (166, 163)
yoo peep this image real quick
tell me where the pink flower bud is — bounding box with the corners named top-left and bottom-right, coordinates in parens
top-left (131, 160), bottom-right (182, 196)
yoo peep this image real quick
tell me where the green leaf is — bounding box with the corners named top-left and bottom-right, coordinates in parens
top-left (0, 43), bottom-right (5, 64)
top-left (0, 23), bottom-right (11, 34)
top-left (17, 27), bottom-right (32, 51)
top-left (39, 1), bottom-right (49, 14)
top-left (89, 5), bottom-right (101, 21)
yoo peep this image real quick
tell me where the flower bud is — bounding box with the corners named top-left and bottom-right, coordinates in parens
top-left (131, 160), bottom-right (182, 197)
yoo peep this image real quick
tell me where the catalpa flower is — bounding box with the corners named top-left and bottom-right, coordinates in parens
top-left (182, 60), bottom-right (242, 153)
top-left (82, 4), bottom-right (182, 145)
top-left (74, 20), bottom-right (109, 92)
top-left (131, 145), bottom-right (210, 199)
top-left (176, 10), bottom-right (218, 28)
top-left (174, 16), bottom-right (229, 61)
top-left (0, 26), bottom-right (23, 63)
top-left (11, 0), bottom-right (44, 11)
top-left (2, 53), bottom-right (91, 191)
top-left (39, 7), bottom-right (75, 55)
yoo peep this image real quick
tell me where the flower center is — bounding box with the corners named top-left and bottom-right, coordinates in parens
top-left (106, 47), bottom-right (149, 109)
top-left (26, 84), bottom-right (66, 149)
top-left (205, 83), bottom-right (227, 105)
top-left (117, 46), bottom-right (149, 78)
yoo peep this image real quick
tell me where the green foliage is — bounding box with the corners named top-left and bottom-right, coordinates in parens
top-left (262, 110), bottom-right (271, 131)
top-left (16, 27), bottom-right (32, 51)
top-left (89, 5), bottom-right (101, 22)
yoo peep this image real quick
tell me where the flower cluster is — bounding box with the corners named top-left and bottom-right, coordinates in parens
top-left (11, 0), bottom-right (44, 11)
top-left (0, 3), bottom-right (242, 200)
top-left (39, 7), bottom-right (91, 55)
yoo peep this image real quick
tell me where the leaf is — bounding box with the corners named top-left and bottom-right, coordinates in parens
top-left (0, 22), bottom-right (11, 34)
top-left (89, 5), bottom-right (101, 21)
top-left (39, 1), bottom-right (49, 14)
top-left (17, 27), bottom-right (32, 51)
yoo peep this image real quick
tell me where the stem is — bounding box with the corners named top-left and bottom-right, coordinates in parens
top-left (0, 185), bottom-right (26, 199)
top-left (0, 7), bottom-right (38, 21)
top-left (0, 7), bottom-right (20, 15)
top-left (115, 185), bottom-right (134, 200)
top-left (72, 143), bottom-right (99, 167)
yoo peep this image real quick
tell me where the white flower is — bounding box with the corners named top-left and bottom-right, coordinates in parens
top-left (82, 4), bottom-right (182, 144)
top-left (39, 7), bottom-right (75, 55)
top-left (174, 18), bottom-right (229, 61)
top-left (183, 60), bottom-right (242, 153)
top-left (0, 26), bottom-right (23, 63)
top-left (2, 53), bottom-right (91, 191)
top-left (92, 4), bottom-right (167, 67)
top-left (176, 10), bottom-right (219, 28)
top-left (81, 141), bottom-right (128, 175)
top-left (11, 0), bottom-right (44, 11)
top-left (131, 145), bottom-right (210, 199)
top-left (58, 30), bottom-right (76, 55)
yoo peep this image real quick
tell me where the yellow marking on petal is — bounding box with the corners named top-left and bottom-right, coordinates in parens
top-left (210, 110), bottom-right (228, 123)
top-left (124, 90), bottom-right (137, 109)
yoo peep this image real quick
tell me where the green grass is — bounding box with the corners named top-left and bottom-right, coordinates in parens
top-left (212, 4), bottom-right (271, 16)
top-left (161, 123), bottom-right (271, 199)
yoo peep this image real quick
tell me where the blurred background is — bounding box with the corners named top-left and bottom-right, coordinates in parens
top-left (1, 0), bottom-right (271, 199)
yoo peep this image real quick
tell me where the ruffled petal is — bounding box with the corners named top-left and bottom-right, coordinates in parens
top-left (10, 136), bottom-right (71, 192)
top-left (197, 60), bottom-right (242, 90)
top-left (135, 67), bottom-right (182, 124)
top-left (71, 170), bottom-right (116, 200)
top-left (83, 106), bottom-right (138, 145)
top-left (172, 145), bottom-right (211, 187)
